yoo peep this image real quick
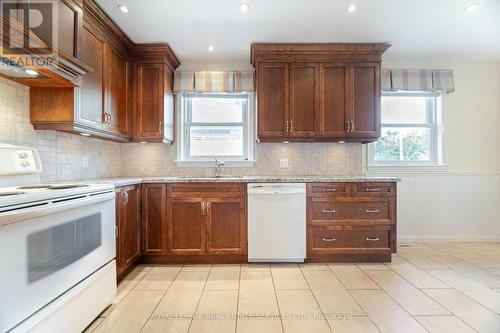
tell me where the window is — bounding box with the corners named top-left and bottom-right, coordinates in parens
top-left (177, 93), bottom-right (254, 165)
top-left (369, 92), bottom-right (442, 166)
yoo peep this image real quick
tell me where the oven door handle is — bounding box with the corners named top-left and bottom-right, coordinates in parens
top-left (0, 191), bottom-right (115, 227)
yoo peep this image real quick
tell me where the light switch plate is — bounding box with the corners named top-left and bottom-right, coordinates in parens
top-left (279, 159), bottom-right (288, 169)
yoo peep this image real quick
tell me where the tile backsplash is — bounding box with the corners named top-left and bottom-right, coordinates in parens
top-left (0, 78), bottom-right (363, 181)
top-left (0, 78), bottom-right (122, 182)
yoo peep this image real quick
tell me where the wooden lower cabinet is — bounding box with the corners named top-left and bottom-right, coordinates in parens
top-left (306, 182), bottom-right (397, 263)
top-left (116, 184), bottom-right (141, 280)
top-left (141, 183), bottom-right (247, 264)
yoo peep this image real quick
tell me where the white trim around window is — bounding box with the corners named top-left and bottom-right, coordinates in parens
top-left (367, 91), bottom-right (445, 171)
top-left (175, 92), bottom-right (256, 167)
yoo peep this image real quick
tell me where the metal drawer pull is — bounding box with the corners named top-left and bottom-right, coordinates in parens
top-left (366, 237), bottom-right (380, 241)
top-left (322, 209), bottom-right (336, 213)
top-left (365, 209), bottom-right (380, 213)
top-left (365, 188), bottom-right (381, 192)
top-left (322, 237), bottom-right (336, 242)
top-left (323, 188), bottom-right (337, 192)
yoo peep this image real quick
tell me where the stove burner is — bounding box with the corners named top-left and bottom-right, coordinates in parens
top-left (0, 191), bottom-right (26, 197)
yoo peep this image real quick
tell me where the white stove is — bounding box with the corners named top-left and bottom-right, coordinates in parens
top-left (0, 144), bottom-right (117, 333)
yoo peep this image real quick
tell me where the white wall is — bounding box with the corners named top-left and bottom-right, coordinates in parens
top-left (370, 60), bottom-right (500, 242)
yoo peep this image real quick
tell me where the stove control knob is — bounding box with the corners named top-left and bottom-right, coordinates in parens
top-left (19, 152), bottom-right (28, 159)
top-left (20, 160), bottom-right (30, 167)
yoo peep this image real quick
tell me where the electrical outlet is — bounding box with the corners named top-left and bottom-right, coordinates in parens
top-left (82, 156), bottom-right (89, 168)
top-left (279, 159), bottom-right (288, 169)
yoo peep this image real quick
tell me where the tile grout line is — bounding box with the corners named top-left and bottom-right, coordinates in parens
top-left (269, 265), bottom-right (286, 333)
top-left (186, 265), bottom-right (213, 333)
top-left (234, 265), bottom-right (242, 333)
top-left (138, 265), bottom-right (184, 333)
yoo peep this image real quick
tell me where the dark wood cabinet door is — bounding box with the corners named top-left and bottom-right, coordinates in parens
top-left (58, 0), bottom-right (83, 59)
top-left (349, 63), bottom-right (380, 138)
top-left (289, 63), bottom-right (318, 137)
top-left (135, 63), bottom-right (165, 139)
top-left (107, 46), bottom-right (129, 136)
top-left (319, 64), bottom-right (349, 137)
top-left (257, 63), bottom-right (289, 139)
top-left (167, 197), bottom-right (206, 256)
top-left (142, 184), bottom-right (167, 255)
top-left (116, 185), bottom-right (141, 276)
top-left (206, 197), bottom-right (247, 255)
top-left (78, 23), bottom-right (106, 128)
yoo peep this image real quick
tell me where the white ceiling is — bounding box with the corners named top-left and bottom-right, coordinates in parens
top-left (95, 0), bottom-right (500, 69)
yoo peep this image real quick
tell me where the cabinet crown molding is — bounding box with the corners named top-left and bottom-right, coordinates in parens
top-left (251, 43), bottom-right (391, 66)
top-left (132, 43), bottom-right (181, 70)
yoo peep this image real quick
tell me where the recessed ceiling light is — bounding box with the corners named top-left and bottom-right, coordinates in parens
top-left (117, 4), bottom-right (129, 13)
top-left (464, 2), bottom-right (480, 12)
top-left (240, 3), bottom-right (249, 13)
top-left (347, 3), bottom-right (356, 13)
top-left (80, 133), bottom-right (91, 137)
top-left (208, 46), bottom-right (214, 52)
top-left (25, 69), bottom-right (38, 76)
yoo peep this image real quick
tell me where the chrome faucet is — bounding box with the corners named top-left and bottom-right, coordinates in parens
top-left (214, 158), bottom-right (225, 177)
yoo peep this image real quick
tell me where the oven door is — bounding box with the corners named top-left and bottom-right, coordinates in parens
top-left (0, 192), bottom-right (116, 333)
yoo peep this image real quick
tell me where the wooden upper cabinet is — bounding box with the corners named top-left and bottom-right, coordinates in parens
top-left (251, 43), bottom-right (389, 143)
top-left (133, 62), bottom-right (175, 143)
top-left (107, 46), bottom-right (130, 136)
top-left (58, 0), bottom-right (83, 59)
top-left (349, 63), bottom-right (380, 139)
top-left (142, 184), bottom-right (167, 255)
top-left (319, 63), bottom-right (348, 137)
top-left (167, 197), bottom-right (206, 256)
top-left (78, 23), bottom-right (106, 129)
top-left (257, 63), bottom-right (288, 139)
top-left (289, 63), bottom-right (318, 137)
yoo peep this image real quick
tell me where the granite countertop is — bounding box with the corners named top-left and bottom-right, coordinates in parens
top-left (86, 176), bottom-right (400, 187)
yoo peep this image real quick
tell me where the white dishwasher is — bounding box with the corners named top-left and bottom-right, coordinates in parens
top-left (247, 183), bottom-right (306, 262)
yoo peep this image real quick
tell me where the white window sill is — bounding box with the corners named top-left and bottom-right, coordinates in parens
top-left (366, 165), bottom-right (448, 175)
top-left (175, 160), bottom-right (256, 168)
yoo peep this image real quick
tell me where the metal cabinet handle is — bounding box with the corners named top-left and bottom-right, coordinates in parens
top-left (322, 237), bottom-right (336, 242)
top-left (159, 121), bottom-right (163, 133)
top-left (206, 201), bottom-right (211, 213)
top-left (115, 226), bottom-right (119, 239)
top-left (201, 201), bottom-right (206, 215)
top-left (322, 188), bottom-right (337, 192)
top-left (285, 120), bottom-right (289, 133)
top-left (346, 121), bottom-right (350, 132)
top-left (365, 209), bottom-right (380, 213)
top-left (290, 120), bottom-right (293, 132)
top-left (366, 237), bottom-right (380, 241)
top-left (103, 113), bottom-right (109, 125)
top-left (123, 191), bottom-right (128, 205)
top-left (322, 209), bottom-right (336, 213)
top-left (108, 113), bottom-right (112, 125)
top-left (365, 188), bottom-right (381, 192)
top-left (351, 120), bottom-right (355, 131)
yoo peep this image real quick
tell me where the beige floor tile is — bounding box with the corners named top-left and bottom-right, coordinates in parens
top-left (135, 266), bottom-right (182, 291)
top-left (83, 317), bottom-right (104, 333)
top-left (366, 270), bottom-right (450, 315)
top-left (190, 290), bottom-right (238, 333)
top-left (455, 255), bottom-right (500, 269)
top-left (236, 318), bottom-right (283, 333)
top-left (211, 264), bottom-right (241, 271)
top-left (356, 263), bottom-right (390, 271)
top-left (427, 269), bottom-right (500, 313)
top-left (414, 316), bottom-right (476, 333)
top-left (299, 263), bottom-right (331, 271)
top-left (181, 265), bottom-right (212, 272)
top-left (205, 269), bottom-right (240, 290)
top-left (276, 289), bottom-right (332, 333)
top-left (489, 268), bottom-right (500, 277)
top-left (141, 271), bottom-right (209, 333)
top-left (398, 251), bottom-right (448, 269)
top-left (93, 290), bottom-right (163, 333)
top-left (238, 270), bottom-right (280, 316)
top-left (328, 316), bottom-right (380, 333)
top-left (429, 255), bottom-right (500, 288)
top-left (271, 266), bottom-right (309, 290)
top-left (241, 263), bottom-right (271, 271)
top-left (423, 288), bottom-right (500, 333)
top-left (350, 289), bottom-right (427, 333)
top-left (303, 270), bottom-right (364, 316)
top-left (328, 264), bottom-right (379, 289)
top-left (385, 256), bottom-right (449, 289)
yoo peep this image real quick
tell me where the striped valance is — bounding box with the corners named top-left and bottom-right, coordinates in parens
top-left (382, 69), bottom-right (455, 93)
top-left (173, 71), bottom-right (255, 93)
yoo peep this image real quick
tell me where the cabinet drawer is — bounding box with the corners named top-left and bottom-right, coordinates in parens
top-left (311, 201), bottom-right (389, 221)
top-left (168, 183), bottom-right (244, 197)
top-left (354, 183), bottom-right (394, 196)
top-left (311, 228), bottom-right (389, 249)
top-left (308, 183), bottom-right (350, 196)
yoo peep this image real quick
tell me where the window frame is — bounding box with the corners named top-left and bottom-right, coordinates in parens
top-left (368, 91), bottom-right (443, 167)
top-left (176, 92), bottom-right (255, 167)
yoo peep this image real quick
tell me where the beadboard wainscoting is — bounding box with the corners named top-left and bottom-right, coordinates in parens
top-left (368, 172), bottom-right (500, 243)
